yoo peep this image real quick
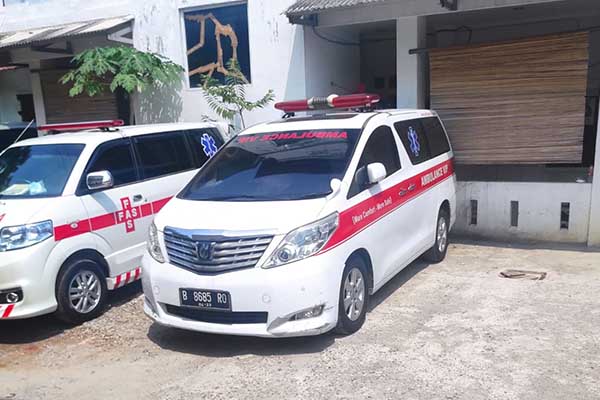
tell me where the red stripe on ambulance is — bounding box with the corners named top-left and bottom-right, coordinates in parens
top-left (53, 196), bottom-right (173, 241)
top-left (0, 304), bottom-right (15, 319)
top-left (109, 267), bottom-right (142, 290)
top-left (321, 159), bottom-right (454, 253)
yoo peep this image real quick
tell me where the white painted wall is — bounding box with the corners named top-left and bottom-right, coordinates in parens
top-left (303, 26), bottom-right (360, 98)
top-left (396, 16), bottom-right (425, 108)
top-left (588, 99), bottom-right (600, 247)
top-left (132, 0), bottom-right (307, 127)
top-left (0, 68), bottom-right (32, 123)
top-left (454, 181), bottom-right (593, 243)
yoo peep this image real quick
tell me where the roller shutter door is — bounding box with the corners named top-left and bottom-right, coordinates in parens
top-left (429, 32), bottom-right (589, 165)
top-left (40, 70), bottom-right (119, 124)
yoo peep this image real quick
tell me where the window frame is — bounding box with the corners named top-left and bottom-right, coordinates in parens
top-left (76, 138), bottom-right (139, 197)
top-left (131, 130), bottom-right (197, 182)
top-left (347, 125), bottom-right (402, 199)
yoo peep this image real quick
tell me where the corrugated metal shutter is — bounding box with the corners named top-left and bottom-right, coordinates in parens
top-left (40, 70), bottom-right (119, 124)
top-left (429, 32), bottom-right (589, 165)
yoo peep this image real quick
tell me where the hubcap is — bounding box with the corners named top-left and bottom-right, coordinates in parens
top-left (437, 216), bottom-right (448, 253)
top-left (343, 267), bottom-right (366, 322)
top-left (68, 270), bottom-right (101, 314)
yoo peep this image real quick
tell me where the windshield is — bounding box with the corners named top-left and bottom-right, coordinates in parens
top-left (0, 144), bottom-right (84, 199)
top-left (180, 129), bottom-right (361, 201)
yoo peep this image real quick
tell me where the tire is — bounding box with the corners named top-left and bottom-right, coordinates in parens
top-left (55, 258), bottom-right (108, 324)
top-left (423, 207), bottom-right (450, 263)
top-left (335, 255), bottom-right (370, 335)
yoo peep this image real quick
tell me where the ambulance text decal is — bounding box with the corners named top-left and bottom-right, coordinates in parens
top-left (321, 158), bottom-right (454, 252)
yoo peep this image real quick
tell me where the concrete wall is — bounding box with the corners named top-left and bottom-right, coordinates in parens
top-left (303, 26), bottom-right (360, 98)
top-left (588, 101), bottom-right (600, 247)
top-left (132, 0), bottom-right (306, 127)
top-left (454, 182), bottom-right (593, 243)
top-left (0, 68), bottom-right (32, 124)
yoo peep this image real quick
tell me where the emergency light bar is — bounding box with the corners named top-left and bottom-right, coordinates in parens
top-left (275, 94), bottom-right (381, 113)
top-left (37, 119), bottom-right (125, 132)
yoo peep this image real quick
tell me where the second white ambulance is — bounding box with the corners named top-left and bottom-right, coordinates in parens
top-left (143, 94), bottom-right (456, 337)
top-left (0, 120), bottom-right (225, 323)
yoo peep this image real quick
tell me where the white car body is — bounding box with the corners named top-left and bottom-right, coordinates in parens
top-left (143, 110), bottom-right (456, 337)
top-left (0, 122), bottom-right (226, 320)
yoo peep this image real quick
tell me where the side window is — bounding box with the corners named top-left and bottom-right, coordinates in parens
top-left (83, 139), bottom-right (137, 189)
top-left (187, 129), bottom-right (225, 167)
top-left (134, 131), bottom-right (194, 180)
top-left (348, 126), bottom-right (401, 198)
top-left (422, 117), bottom-right (450, 158)
top-left (395, 119), bottom-right (431, 165)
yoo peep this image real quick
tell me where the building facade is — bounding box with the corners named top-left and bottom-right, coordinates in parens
top-left (0, 0), bottom-right (598, 246)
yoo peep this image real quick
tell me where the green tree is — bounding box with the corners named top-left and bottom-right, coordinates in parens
top-left (60, 46), bottom-right (183, 121)
top-left (202, 59), bottom-right (274, 129)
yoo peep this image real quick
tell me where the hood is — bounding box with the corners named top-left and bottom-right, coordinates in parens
top-left (155, 197), bottom-right (329, 235)
top-left (0, 198), bottom-right (56, 228)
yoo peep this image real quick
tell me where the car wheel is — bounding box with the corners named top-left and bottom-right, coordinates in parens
top-left (335, 255), bottom-right (369, 335)
top-left (423, 207), bottom-right (450, 263)
top-left (56, 258), bottom-right (108, 324)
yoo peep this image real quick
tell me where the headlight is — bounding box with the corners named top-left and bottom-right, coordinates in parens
top-left (147, 222), bottom-right (165, 263)
top-left (264, 213), bottom-right (339, 268)
top-left (0, 220), bottom-right (53, 252)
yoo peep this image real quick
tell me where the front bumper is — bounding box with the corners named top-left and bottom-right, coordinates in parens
top-left (142, 250), bottom-right (344, 338)
top-left (0, 239), bottom-right (57, 319)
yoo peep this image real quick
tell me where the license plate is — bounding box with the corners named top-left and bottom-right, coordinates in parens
top-left (179, 288), bottom-right (231, 310)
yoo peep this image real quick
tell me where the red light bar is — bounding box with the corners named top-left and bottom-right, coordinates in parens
top-left (37, 119), bottom-right (125, 132)
top-left (275, 94), bottom-right (380, 113)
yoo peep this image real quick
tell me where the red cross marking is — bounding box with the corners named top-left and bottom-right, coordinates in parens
top-left (115, 197), bottom-right (140, 233)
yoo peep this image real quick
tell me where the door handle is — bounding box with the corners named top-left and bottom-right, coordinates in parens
top-left (132, 194), bottom-right (144, 203)
top-left (408, 183), bottom-right (416, 192)
top-left (399, 189), bottom-right (407, 197)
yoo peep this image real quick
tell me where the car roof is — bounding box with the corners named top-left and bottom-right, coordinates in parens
top-left (13, 122), bottom-right (220, 147)
top-left (241, 109), bottom-right (437, 135)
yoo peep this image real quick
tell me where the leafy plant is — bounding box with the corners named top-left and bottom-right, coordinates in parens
top-left (60, 46), bottom-right (183, 97)
top-left (201, 59), bottom-right (274, 129)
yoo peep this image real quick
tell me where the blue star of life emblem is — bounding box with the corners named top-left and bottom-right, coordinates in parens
top-left (407, 126), bottom-right (420, 157)
top-left (201, 133), bottom-right (218, 158)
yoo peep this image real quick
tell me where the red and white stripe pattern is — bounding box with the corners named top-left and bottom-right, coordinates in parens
top-left (0, 304), bottom-right (15, 319)
top-left (107, 267), bottom-right (142, 290)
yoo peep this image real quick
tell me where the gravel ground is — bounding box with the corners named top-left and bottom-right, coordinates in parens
top-left (1, 241), bottom-right (599, 400)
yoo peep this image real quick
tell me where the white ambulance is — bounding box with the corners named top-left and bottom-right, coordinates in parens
top-left (143, 94), bottom-right (457, 337)
top-left (0, 120), bottom-right (226, 323)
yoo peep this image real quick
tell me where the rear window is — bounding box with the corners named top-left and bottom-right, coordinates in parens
top-left (187, 129), bottom-right (224, 167)
top-left (180, 129), bottom-right (361, 201)
top-left (394, 117), bottom-right (450, 165)
top-left (134, 131), bottom-right (194, 180)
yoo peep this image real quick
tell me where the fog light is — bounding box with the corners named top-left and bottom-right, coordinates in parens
top-left (290, 305), bottom-right (324, 321)
top-left (6, 292), bottom-right (19, 304)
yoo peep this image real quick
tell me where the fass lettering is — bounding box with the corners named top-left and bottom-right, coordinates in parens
top-left (421, 165), bottom-right (449, 186)
top-left (238, 131), bottom-right (348, 143)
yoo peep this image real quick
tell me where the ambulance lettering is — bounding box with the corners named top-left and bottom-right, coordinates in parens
top-left (421, 164), bottom-right (449, 187)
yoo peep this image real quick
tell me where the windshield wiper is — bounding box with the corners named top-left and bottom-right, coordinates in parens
top-left (198, 195), bottom-right (274, 201)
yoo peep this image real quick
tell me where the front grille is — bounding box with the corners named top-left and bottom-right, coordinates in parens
top-left (165, 304), bottom-right (268, 324)
top-left (163, 227), bottom-right (274, 274)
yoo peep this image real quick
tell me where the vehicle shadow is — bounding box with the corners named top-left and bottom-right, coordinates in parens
top-left (147, 259), bottom-right (432, 357)
top-left (368, 258), bottom-right (431, 312)
top-left (0, 282), bottom-right (142, 345)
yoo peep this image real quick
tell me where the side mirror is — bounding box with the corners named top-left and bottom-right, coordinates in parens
top-left (366, 163), bottom-right (387, 185)
top-left (86, 171), bottom-right (114, 191)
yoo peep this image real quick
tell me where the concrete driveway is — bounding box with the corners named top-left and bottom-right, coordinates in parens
top-left (0, 242), bottom-right (599, 400)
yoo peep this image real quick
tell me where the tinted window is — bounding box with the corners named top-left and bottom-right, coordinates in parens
top-left (135, 132), bottom-right (194, 180)
top-left (180, 129), bottom-right (361, 201)
top-left (349, 126), bottom-right (401, 197)
top-left (86, 140), bottom-right (137, 187)
top-left (395, 119), bottom-right (431, 165)
top-left (422, 117), bottom-right (450, 158)
top-left (0, 144), bottom-right (83, 199)
top-left (187, 129), bottom-right (225, 167)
